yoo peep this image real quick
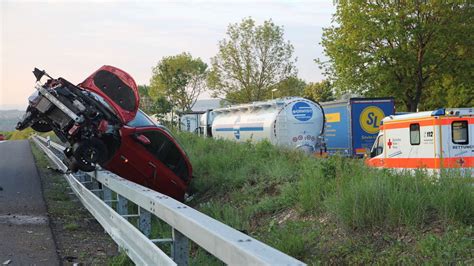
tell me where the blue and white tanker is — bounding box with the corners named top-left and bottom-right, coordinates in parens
top-left (199, 97), bottom-right (325, 153)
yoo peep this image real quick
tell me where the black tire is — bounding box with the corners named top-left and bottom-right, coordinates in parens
top-left (72, 138), bottom-right (108, 172)
top-left (62, 156), bottom-right (80, 172)
top-left (31, 120), bottom-right (53, 132)
top-left (70, 156), bottom-right (95, 172)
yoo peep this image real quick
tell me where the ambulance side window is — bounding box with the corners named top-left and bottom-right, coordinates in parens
top-left (410, 123), bottom-right (420, 145)
top-left (452, 121), bottom-right (468, 145)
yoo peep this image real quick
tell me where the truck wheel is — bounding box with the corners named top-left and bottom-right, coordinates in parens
top-left (72, 138), bottom-right (108, 172)
top-left (31, 120), bottom-right (52, 132)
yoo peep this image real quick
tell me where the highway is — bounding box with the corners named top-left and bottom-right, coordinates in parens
top-left (0, 140), bottom-right (59, 265)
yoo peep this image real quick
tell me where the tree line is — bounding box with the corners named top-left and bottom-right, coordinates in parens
top-left (141, 2), bottom-right (473, 120)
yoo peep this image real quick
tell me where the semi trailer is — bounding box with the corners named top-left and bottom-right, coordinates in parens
top-left (197, 97), bottom-right (326, 153)
top-left (321, 97), bottom-right (395, 157)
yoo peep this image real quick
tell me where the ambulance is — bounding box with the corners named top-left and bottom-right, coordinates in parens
top-left (366, 108), bottom-right (473, 175)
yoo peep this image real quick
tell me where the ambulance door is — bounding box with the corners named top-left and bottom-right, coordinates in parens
top-left (448, 120), bottom-right (471, 168)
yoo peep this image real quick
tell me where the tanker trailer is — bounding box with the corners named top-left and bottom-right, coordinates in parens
top-left (210, 97), bottom-right (325, 153)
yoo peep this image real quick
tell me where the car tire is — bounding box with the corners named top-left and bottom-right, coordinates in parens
top-left (63, 156), bottom-right (80, 172)
top-left (31, 120), bottom-right (53, 132)
top-left (70, 156), bottom-right (95, 172)
top-left (72, 138), bottom-right (108, 172)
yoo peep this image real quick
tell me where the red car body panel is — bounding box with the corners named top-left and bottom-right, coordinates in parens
top-left (79, 65), bottom-right (139, 124)
top-left (103, 126), bottom-right (192, 201)
top-left (79, 66), bottom-right (191, 201)
top-left (0, 134), bottom-right (5, 141)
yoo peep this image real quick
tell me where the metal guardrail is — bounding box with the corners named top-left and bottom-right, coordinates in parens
top-left (33, 137), bottom-right (175, 265)
top-left (33, 136), bottom-right (305, 266)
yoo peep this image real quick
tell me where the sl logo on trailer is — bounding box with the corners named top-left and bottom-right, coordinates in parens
top-left (359, 106), bottom-right (385, 134)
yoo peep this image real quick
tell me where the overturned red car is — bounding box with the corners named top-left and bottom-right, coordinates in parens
top-left (17, 66), bottom-right (192, 201)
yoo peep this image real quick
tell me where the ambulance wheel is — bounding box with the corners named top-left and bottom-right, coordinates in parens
top-left (31, 120), bottom-right (52, 132)
top-left (72, 138), bottom-right (108, 172)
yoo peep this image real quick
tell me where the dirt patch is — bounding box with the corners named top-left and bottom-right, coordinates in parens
top-left (32, 144), bottom-right (119, 264)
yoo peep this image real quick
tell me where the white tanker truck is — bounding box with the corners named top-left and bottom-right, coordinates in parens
top-left (198, 97), bottom-right (326, 153)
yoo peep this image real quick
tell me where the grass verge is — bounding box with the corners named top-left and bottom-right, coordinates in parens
top-left (177, 132), bottom-right (474, 264)
top-left (30, 141), bottom-right (119, 264)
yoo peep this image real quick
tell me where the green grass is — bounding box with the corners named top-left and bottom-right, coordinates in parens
top-left (6, 128), bottom-right (59, 141)
top-left (64, 222), bottom-right (80, 231)
top-left (109, 252), bottom-right (134, 266)
top-left (9, 128), bottom-right (36, 140)
top-left (176, 132), bottom-right (474, 264)
top-left (0, 131), bottom-right (13, 139)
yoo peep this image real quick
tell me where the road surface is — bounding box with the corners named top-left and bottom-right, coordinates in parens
top-left (0, 140), bottom-right (59, 265)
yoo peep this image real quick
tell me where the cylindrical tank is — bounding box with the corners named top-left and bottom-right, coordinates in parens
top-left (211, 97), bottom-right (325, 152)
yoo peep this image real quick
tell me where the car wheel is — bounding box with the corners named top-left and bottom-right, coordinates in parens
top-left (70, 156), bottom-right (95, 172)
top-left (72, 138), bottom-right (108, 172)
top-left (31, 120), bottom-right (53, 132)
top-left (63, 156), bottom-right (79, 172)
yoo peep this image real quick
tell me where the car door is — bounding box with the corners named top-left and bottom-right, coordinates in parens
top-left (104, 126), bottom-right (156, 187)
top-left (131, 128), bottom-right (190, 200)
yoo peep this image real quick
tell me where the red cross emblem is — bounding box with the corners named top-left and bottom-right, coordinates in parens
top-left (387, 139), bottom-right (393, 149)
top-left (456, 158), bottom-right (465, 167)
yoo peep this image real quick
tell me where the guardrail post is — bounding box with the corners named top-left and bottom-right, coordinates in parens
top-left (172, 229), bottom-right (189, 266)
top-left (75, 172), bottom-right (85, 183)
top-left (91, 170), bottom-right (101, 197)
top-left (116, 194), bottom-right (129, 253)
top-left (117, 195), bottom-right (128, 217)
top-left (77, 171), bottom-right (93, 189)
top-left (139, 207), bottom-right (151, 237)
top-left (103, 186), bottom-right (112, 207)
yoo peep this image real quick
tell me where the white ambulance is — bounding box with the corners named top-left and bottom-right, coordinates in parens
top-left (366, 108), bottom-right (473, 175)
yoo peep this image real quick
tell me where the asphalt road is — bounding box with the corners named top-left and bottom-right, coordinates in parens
top-left (0, 140), bottom-right (59, 265)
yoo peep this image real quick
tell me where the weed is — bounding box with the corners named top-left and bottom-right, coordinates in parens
top-left (64, 222), bottom-right (80, 231)
top-left (109, 252), bottom-right (134, 266)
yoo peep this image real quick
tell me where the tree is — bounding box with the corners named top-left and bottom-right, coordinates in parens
top-left (421, 76), bottom-right (474, 110)
top-left (138, 85), bottom-right (154, 114)
top-left (150, 52), bottom-right (208, 112)
top-left (304, 80), bottom-right (335, 103)
top-left (208, 17), bottom-right (297, 103)
top-left (137, 85), bottom-right (172, 121)
top-left (271, 76), bottom-right (306, 99)
top-left (318, 1), bottom-right (473, 112)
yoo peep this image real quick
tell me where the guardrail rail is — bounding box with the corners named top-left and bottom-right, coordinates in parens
top-left (32, 136), bottom-right (305, 266)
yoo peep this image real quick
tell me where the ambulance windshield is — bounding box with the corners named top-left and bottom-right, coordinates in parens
top-left (370, 135), bottom-right (384, 158)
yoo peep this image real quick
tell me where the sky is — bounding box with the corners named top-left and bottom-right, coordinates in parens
top-left (0, 0), bottom-right (335, 110)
